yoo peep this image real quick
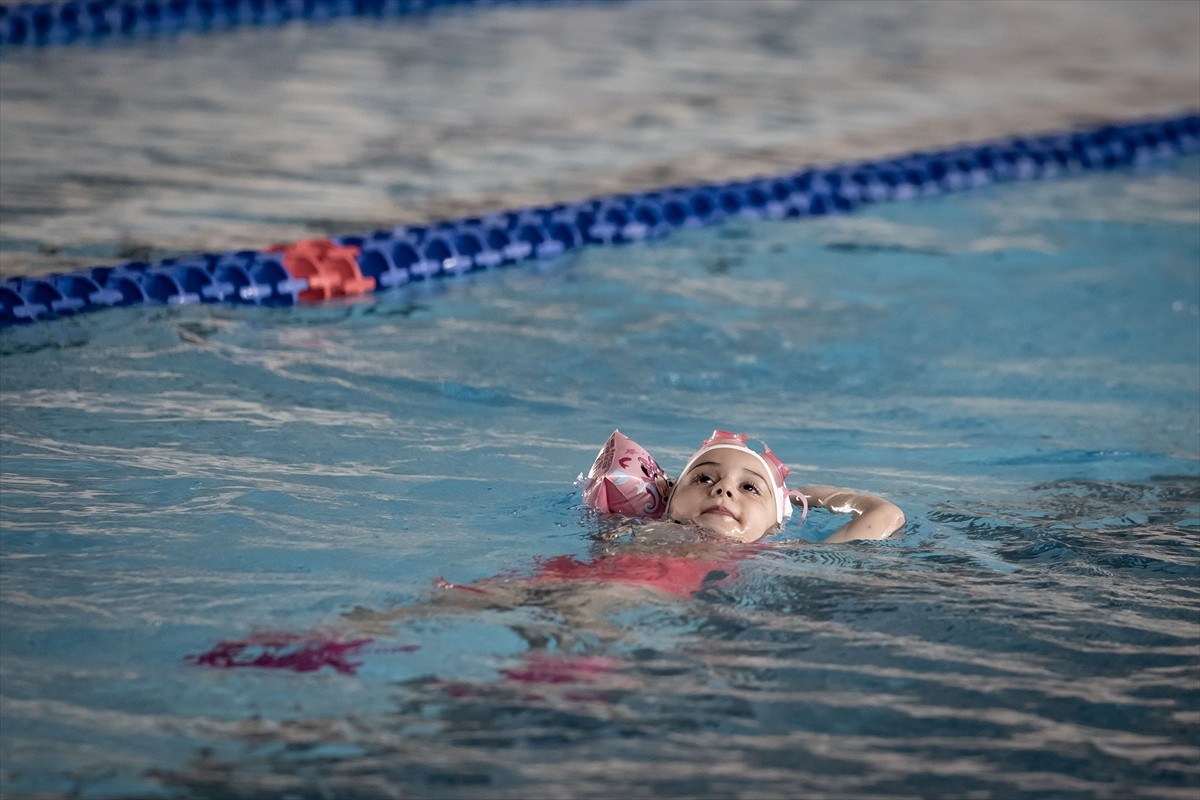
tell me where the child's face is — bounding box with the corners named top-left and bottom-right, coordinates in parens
top-left (667, 448), bottom-right (778, 542)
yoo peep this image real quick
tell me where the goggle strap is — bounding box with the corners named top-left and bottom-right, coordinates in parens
top-left (702, 430), bottom-right (790, 485)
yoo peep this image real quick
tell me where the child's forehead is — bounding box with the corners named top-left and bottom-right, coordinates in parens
top-left (685, 449), bottom-right (768, 477)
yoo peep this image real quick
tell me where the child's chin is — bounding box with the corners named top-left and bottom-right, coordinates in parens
top-left (697, 517), bottom-right (755, 541)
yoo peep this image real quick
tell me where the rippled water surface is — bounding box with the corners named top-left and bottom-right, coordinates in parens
top-left (2, 1), bottom-right (1200, 798)
top-left (2, 157), bottom-right (1198, 798)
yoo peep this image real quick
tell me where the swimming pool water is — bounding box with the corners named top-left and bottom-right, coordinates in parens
top-left (1, 153), bottom-right (1197, 798)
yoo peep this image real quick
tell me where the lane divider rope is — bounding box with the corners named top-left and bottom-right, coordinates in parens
top-left (0, 0), bottom-right (577, 46)
top-left (2, 111), bottom-right (1197, 326)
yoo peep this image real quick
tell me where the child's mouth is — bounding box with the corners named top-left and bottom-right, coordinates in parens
top-left (702, 506), bottom-right (737, 521)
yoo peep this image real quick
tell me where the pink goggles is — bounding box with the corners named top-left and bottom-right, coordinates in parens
top-left (701, 430), bottom-right (790, 486)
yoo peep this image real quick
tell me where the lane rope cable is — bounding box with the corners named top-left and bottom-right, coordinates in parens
top-left (2, 112), bottom-right (1198, 326)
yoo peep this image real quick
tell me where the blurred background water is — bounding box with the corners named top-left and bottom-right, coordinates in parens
top-left (1, 0), bottom-right (1197, 277)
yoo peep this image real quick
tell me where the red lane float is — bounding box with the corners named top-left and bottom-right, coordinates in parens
top-left (269, 239), bottom-right (374, 303)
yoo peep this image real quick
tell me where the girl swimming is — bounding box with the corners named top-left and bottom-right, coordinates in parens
top-left (584, 429), bottom-right (905, 543)
top-left (194, 429), bottom-right (906, 675)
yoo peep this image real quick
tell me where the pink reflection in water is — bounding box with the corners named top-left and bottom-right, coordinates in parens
top-left (187, 631), bottom-right (417, 676)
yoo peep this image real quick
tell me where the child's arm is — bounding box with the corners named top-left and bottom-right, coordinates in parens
top-left (795, 485), bottom-right (905, 542)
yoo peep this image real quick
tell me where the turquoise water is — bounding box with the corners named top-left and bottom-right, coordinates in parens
top-left (1, 156), bottom-right (1198, 798)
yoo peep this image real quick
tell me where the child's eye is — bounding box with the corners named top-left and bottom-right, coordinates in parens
top-left (742, 482), bottom-right (762, 495)
top-left (691, 472), bottom-right (713, 485)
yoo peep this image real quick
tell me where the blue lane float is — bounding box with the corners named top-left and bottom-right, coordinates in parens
top-left (2, 112), bottom-right (1198, 326)
top-left (0, 0), bottom-right (577, 46)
